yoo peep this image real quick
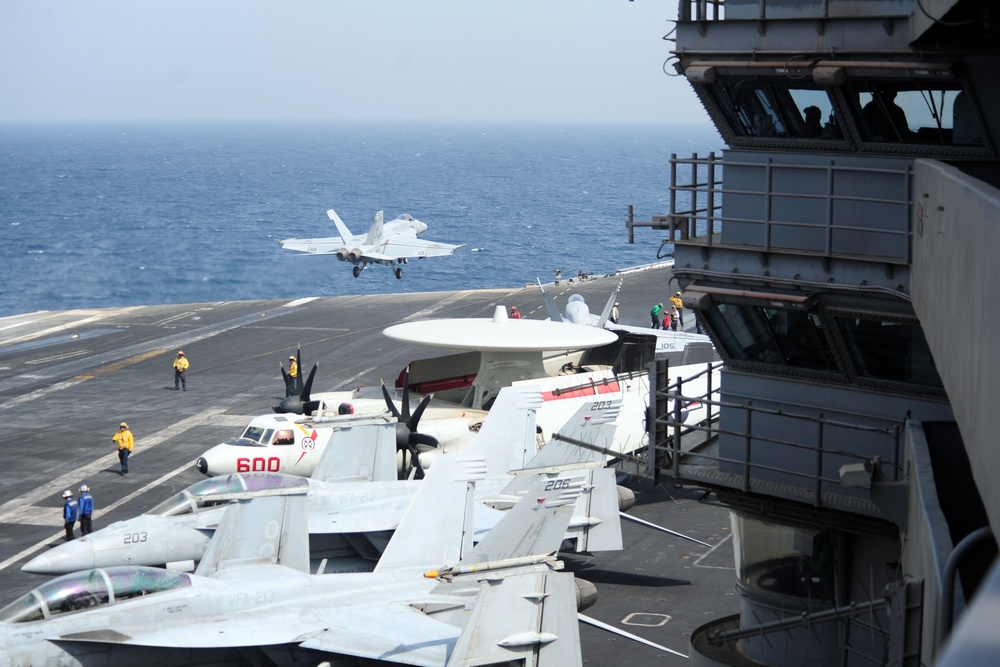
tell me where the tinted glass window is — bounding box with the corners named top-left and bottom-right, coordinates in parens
top-left (708, 303), bottom-right (836, 371)
top-left (713, 79), bottom-right (842, 140)
top-left (836, 316), bottom-right (943, 387)
top-left (849, 79), bottom-right (986, 146)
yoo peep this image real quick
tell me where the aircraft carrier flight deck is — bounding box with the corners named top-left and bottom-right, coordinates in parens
top-left (0, 264), bottom-right (739, 665)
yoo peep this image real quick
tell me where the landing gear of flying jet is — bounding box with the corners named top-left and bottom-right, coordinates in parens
top-left (352, 265), bottom-right (362, 278)
top-left (394, 267), bottom-right (403, 280)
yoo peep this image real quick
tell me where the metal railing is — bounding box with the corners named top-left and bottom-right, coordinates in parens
top-left (648, 370), bottom-right (906, 507)
top-left (660, 152), bottom-right (914, 264)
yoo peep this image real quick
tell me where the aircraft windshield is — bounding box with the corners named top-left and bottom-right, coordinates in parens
top-left (0, 567), bottom-right (192, 623)
top-left (231, 424), bottom-right (274, 446)
top-left (147, 473), bottom-right (310, 516)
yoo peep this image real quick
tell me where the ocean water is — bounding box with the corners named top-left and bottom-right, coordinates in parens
top-left (0, 121), bottom-right (722, 318)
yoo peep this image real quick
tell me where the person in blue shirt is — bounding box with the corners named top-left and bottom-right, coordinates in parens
top-left (62, 490), bottom-right (79, 542)
top-left (77, 485), bottom-right (94, 535)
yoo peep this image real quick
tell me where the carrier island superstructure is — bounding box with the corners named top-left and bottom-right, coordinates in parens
top-left (639, 1), bottom-right (1000, 665)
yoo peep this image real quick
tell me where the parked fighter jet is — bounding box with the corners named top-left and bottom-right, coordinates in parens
top-left (280, 209), bottom-right (464, 279)
top-left (2, 450), bottom-right (592, 665)
top-left (27, 387), bottom-right (630, 576)
top-left (537, 277), bottom-right (718, 361)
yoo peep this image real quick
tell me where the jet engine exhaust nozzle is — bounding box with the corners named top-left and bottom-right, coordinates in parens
top-left (575, 578), bottom-right (598, 611)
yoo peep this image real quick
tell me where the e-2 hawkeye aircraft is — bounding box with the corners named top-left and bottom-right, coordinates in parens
top-left (3, 449), bottom-right (596, 666)
top-left (197, 307), bottom-right (644, 480)
top-left (280, 208), bottom-right (464, 279)
top-left (25, 387), bottom-right (638, 575)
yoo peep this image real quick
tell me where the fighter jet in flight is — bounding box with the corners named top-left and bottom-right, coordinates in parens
top-left (280, 209), bottom-right (463, 279)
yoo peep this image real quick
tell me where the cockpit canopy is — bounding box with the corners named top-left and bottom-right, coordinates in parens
top-left (0, 566), bottom-right (192, 623)
top-left (148, 472), bottom-right (310, 517)
top-left (226, 420), bottom-right (298, 448)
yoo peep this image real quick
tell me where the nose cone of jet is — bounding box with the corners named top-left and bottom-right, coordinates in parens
top-left (22, 539), bottom-right (98, 575)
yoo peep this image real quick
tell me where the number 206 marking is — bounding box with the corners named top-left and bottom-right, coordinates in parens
top-left (544, 479), bottom-right (572, 491)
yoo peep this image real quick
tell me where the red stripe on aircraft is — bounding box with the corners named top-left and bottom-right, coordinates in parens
top-left (541, 380), bottom-right (621, 401)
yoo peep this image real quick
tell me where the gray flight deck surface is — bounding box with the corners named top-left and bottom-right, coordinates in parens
top-left (0, 265), bottom-right (738, 665)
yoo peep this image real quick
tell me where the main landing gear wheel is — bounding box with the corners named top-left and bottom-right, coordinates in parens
top-left (394, 268), bottom-right (403, 280)
top-left (352, 266), bottom-right (361, 278)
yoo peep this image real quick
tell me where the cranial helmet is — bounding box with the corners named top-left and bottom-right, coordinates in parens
top-left (79, 484), bottom-right (89, 493)
top-left (62, 489), bottom-right (73, 498)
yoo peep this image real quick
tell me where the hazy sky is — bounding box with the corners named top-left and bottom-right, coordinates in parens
top-left (1, 1), bottom-right (709, 124)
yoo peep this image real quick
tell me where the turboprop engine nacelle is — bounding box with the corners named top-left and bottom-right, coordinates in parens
top-left (336, 247), bottom-right (351, 261)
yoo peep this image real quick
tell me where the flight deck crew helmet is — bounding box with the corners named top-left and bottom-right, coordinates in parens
top-left (120, 422), bottom-right (128, 428)
top-left (79, 485), bottom-right (89, 493)
top-left (177, 351), bottom-right (184, 356)
top-left (290, 355), bottom-right (295, 359)
top-left (62, 490), bottom-right (73, 498)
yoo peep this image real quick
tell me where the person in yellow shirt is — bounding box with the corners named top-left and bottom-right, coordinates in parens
top-left (173, 350), bottom-right (189, 391)
top-left (288, 355), bottom-right (298, 379)
top-left (112, 422), bottom-right (134, 476)
top-left (670, 292), bottom-right (685, 328)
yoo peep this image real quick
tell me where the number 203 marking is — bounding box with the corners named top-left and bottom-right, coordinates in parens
top-left (123, 532), bottom-right (147, 544)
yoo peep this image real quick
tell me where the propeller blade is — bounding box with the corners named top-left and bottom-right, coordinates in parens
top-left (294, 345), bottom-right (303, 394)
top-left (408, 443), bottom-right (425, 479)
top-left (400, 366), bottom-right (411, 421)
top-left (301, 363), bottom-right (318, 401)
top-left (381, 380), bottom-right (402, 421)
top-left (280, 364), bottom-right (294, 397)
top-left (406, 393), bottom-right (433, 432)
top-left (408, 432), bottom-right (439, 451)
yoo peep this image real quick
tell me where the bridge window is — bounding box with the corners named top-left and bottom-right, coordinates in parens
top-left (707, 303), bottom-right (837, 372)
top-left (835, 316), bottom-right (943, 388)
top-left (712, 78), bottom-right (842, 140)
top-left (848, 78), bottom-right (986, 147)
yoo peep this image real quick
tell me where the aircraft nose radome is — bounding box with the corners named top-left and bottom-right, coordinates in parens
top-left (195, 457), bottom-right (208, 474)
top-left (22, 540), bottom-right (97, 575)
